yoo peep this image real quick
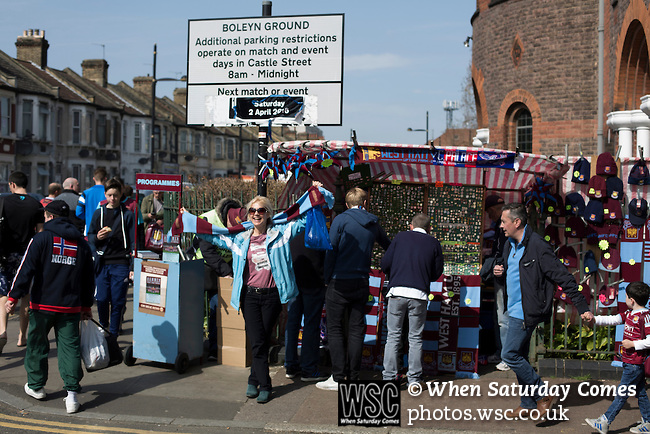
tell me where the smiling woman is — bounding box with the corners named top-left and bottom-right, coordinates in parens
top-left (193, 180), bottom-right (330, 404)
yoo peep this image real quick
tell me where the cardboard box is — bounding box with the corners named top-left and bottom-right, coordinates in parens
top-left (217, 277), bottom-right (246, 330)
top-left (218, 327), bottom-right (252, 367)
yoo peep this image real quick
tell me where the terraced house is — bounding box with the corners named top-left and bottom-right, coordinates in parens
top-left (0, 29), bottom-right (322, 194)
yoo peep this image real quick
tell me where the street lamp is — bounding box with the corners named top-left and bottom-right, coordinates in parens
top-left (150, 43), bottom-right (187, 173)
top-left (407, 111), bottom-right (431, 144)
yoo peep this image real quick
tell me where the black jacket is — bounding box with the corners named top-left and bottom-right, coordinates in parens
top-left (8, 217), bottom-right (95, 313)
top-left (502, 225), bottom-right (589, 327)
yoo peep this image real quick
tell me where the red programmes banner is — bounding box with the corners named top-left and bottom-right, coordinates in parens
top-left (135, 174), bottom-right (183, 192)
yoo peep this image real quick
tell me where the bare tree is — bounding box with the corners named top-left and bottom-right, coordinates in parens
top-left (459, 62), bottom-right (477, 129)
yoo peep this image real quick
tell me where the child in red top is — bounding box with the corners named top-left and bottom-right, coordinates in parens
top-left (585, 281), bottom-right (650, 434)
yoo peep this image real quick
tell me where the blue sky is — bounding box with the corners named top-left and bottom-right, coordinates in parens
top-left (0, 1), bottom-right (476, 144)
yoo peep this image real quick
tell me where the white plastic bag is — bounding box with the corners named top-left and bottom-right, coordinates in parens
top-left (80, 319), bottom-right (109, 371)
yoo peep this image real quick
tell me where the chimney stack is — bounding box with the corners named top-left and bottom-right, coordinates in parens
top-left (173, 87), bottom-right (187, 107)
top-left (16, 29), bottom-right (49, 69)
top-left (133, 76), bottom-right (154, 98)
top-left (81, 59), bottom-right (109, 88)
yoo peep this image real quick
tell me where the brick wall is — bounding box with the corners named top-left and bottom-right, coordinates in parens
top-left (472, 0), bottom-right (601, 155)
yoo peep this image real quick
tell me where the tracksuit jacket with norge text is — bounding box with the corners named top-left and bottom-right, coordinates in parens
top-left (8, 217), bottom-right (95, 313)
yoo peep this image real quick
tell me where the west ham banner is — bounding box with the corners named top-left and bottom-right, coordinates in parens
top-left (355, 147), bottom-right (517, 169)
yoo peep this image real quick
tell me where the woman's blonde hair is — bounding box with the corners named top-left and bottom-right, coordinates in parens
top-left (246, 196), bottom-right (274, 226)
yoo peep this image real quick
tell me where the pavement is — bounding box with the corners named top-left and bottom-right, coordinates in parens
top-left (0, 290), bottom-right (648, 433)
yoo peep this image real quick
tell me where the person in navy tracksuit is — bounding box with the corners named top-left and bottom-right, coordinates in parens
top-left (6, 200), bottom-right (94, 414)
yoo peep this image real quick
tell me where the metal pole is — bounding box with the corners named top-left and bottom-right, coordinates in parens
top-left (151, 43), bottom-right (157, 173)
top-left (238, 125), bottom-right (243, 180)
top-left (597, 0), bottom-right (604, 154)
top-left (426, 111), bottom-right (429, 144)
top-left (257, 1), bottom-right (272, 196)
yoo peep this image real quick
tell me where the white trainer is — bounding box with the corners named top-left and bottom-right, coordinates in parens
top-left (24, 383), bottom-right (46, 400)
top-left (496, 361), bottom-right (510, 371)
top-left (64, 395), bottom-right (80, 414)
top-left (315, 375), bottom-right (339, 391)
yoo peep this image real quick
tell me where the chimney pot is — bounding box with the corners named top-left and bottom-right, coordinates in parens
top-left (16, 29), bottom-right (49, 69)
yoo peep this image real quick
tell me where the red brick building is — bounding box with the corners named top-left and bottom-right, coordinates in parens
top-left (470, 0), bottom-right (650, 158)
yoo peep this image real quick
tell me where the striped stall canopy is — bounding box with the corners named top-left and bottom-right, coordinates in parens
top-left (272, 140), bottom-right (563, 207)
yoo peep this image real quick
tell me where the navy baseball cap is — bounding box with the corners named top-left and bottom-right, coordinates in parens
top-left (572, 157), bottom-right (590, 184)
top-left (44, 200), bottom-right (70, 217)
top-left (628, 198), bottom-right (648, 226)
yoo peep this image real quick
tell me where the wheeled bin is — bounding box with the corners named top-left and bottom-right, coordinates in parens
top-left (125, 258), bottom-right (204, 373)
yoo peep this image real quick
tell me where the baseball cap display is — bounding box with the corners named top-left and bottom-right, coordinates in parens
top-left (565, 216), bottom-right (587, 238)
top-left (571, 157), bottom-right (590, 184)
top-left (584, 200), bottom-right (604, 224)
top-left (602, 197), bottom-right (622, 221)
top-left (565, 192), bottom-right (585, 216)
top-left (628, 198), bottom-right (648, 226)
top-left (587, 175), bottom-right (606, 199)
top-left (558, 245), bottom-right (578, 268)
top-left (628, 159), bottom-right (650, 185)
top-left (606, 176), bottom-right (623, 200)
top-left (596, 152), bottom-right (617, 176)
top-left (599, 247), bottom-right (621, 273)
top-left (583, 250), bottom-right (598, 275)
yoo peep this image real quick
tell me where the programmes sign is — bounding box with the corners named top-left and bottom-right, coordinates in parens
top-left (187, 14), bottom-right (344, 126)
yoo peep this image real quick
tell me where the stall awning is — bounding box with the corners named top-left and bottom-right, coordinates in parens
top-left (270, 140), bottom-right (566, 206)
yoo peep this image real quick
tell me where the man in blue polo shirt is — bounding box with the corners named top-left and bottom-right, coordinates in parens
top-left (493, 203), bottom-right (593, 419)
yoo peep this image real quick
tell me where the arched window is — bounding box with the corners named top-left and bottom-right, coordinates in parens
top-left (515, 110), bottom-right (532, 153)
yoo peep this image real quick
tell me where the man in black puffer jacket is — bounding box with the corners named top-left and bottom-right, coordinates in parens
top-left (493, 203), bottom-right (593, 420)
top-left (6, 200), bottom-right (94, 414)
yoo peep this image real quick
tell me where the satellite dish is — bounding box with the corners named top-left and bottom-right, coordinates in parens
top-left (105, 152), bottom-right (116, 161)
top-left (184, 155), bottom-right (193, 162)
top-left (78, 149), bottom-right (90, 158)
top-left (158, 151), bottom-right (167, 159)
top-left (138, 158), bottom-right (149, 165)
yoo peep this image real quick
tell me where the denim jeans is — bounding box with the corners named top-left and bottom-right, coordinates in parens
top-left (604, 363), bottom-right (650, 423)
top-left (284, 287), bottom-right (326, 376)
top-left (241, 287), bottom-right (282, 392)
top-left (493, 280), bottom-right (509, 355)
top-left (95, 263), bottom-right (130, 336)
top-left (501, 316), bottom-right (543, 409)
top-left (382, 296), bottom-right (428, 384)
top-left (207, 290), bottom-right (219, 353)
top-left (325, 278), bottom-right (368, 382)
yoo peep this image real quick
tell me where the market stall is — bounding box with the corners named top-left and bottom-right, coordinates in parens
top-left (265, 140), bottom-right (565, 377)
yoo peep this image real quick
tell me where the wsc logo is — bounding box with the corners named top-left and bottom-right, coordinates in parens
top-left (338, 380), bottom-right (400, 427)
